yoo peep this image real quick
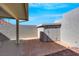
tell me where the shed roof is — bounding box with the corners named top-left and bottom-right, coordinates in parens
top-left (37, 23), bottom-right (61, 29)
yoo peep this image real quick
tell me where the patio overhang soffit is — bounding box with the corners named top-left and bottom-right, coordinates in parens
top-left (0, 3), bottom-right (28, 20)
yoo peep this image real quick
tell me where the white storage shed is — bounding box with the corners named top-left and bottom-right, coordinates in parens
top-left (37, 23), bottom-right (61, 42)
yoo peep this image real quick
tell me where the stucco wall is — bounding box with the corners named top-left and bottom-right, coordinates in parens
top-left (0, 25), bottom-right (37, 40)
top-left (61, 8), bottom-right (79, 47)
top-left (38, 27), bottom-right (60, 41)
top-left (37, 27), bottom-right (44, 39)
top-left (44, 28), bottom-right (60, 41)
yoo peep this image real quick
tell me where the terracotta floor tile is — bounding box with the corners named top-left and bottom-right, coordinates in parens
top-left (23, 39), bottom-right (66, 56)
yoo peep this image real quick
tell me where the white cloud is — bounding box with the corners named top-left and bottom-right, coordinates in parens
top-left (41, 14), bottom-right (63, 17)
top-left (29, 3), bottom-right (42, 7)
top-left (54, 19), bottom-right (63, 23)
top-left (29, 3), bottom-right (68, 9)
top-left (29, 14), bottom-right (63, 21)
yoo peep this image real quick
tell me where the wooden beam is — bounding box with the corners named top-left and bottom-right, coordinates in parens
top-left (16, 19), bottom-right (19, 45)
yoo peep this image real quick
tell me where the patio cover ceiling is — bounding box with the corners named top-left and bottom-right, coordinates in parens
top-left (0, 3), bottom-right (28, 20)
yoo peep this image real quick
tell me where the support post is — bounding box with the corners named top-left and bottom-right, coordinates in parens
top-left (16, 19), bottom-right (19, 45)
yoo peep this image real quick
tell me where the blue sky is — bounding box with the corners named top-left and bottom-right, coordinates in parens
top-left (3, 3), bottom-right (79, 25)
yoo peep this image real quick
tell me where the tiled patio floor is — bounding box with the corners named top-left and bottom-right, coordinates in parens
top-left (0, 39), bottom-right (79, 56)
top-left (0, 40), bottom-right (24, 56)
top-left (46, 49), bottom-right (79, 56)
top-left (23, 39), bottom-right (66, 56)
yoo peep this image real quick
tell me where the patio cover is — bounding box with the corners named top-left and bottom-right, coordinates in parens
top-left (0, 3), bottom-right (28, 20)
top-left (0, 3), bottom-right (28, 45)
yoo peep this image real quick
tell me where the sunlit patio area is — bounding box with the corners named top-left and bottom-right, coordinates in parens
top-left (0, 39), bottom-right (67, 56)
top-left (0, 39), bottom-right (79, 56)
top-left (0, 3), bottom-right (79, 56)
